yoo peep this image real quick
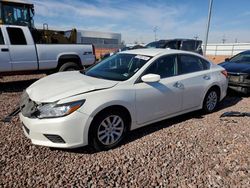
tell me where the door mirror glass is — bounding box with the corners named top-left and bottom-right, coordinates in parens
top-left (141, 74), bottom-right (160, 83)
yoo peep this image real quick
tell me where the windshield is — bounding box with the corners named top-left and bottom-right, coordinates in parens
top-left (230, 52), bottom-right (250, 64)
top-left (85, 53), bottom-right (151, 81)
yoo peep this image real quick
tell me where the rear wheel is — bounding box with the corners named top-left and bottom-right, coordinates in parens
top-left (203, 89), bottom-right (219, 113)
top-left (58, 62), bottom-right (80, 72)
top-left (89, 110), bottom-right (128, 151)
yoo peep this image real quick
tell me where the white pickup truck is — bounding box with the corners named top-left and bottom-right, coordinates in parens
top-left (0, 25), bottom-right (96, 75)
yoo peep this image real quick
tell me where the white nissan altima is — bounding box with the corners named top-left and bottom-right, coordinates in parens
top-left (20, 49), bottom-right (228, 151)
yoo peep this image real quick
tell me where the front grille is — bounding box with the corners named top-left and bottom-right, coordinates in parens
top-left (22, 123), bottom-right (30, 134)
top-left (44, 134), bottom-right (66, 143)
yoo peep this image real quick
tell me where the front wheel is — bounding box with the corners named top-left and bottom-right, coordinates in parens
top-left (203, 89), bottom-right (219, 113)
top-left (89, 110), bottom-right (128, 151)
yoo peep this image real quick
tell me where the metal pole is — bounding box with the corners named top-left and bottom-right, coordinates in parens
top-left (203, 0), bottom-right (213, 56)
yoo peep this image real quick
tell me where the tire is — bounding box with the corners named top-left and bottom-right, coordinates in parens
top-left (58, 62), bottom-right (80, 72)
top-left (89, 110), bottom-right (128, 151)
top-left (203, 89), bottom-right (219, 113)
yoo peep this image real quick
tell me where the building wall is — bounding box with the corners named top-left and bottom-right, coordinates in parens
top-left (77, 30), bottom-right (122, 48)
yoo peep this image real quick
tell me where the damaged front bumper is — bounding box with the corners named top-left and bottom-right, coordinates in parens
top-left (228, 73), bottom-right (250, 93)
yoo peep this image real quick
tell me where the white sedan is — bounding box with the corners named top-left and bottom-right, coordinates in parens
top-left (20, 49), bottom-right (228, 151)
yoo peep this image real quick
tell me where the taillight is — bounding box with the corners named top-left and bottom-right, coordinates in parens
top-left (221, 70), bottom-right (228, 78)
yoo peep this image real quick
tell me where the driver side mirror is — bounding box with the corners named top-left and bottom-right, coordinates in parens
top-left (225, 58), bottom-right (230, 61)
top-left (141, 74), bottom-right (160, 83)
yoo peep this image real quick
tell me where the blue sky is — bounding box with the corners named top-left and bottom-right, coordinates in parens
top-left (30, 0), bottom-right (250, 44)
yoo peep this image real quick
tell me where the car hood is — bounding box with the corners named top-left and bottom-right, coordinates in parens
top-left (26, 71), bottom-right (118, 103)
top-left (219, 61), bottom-right (250, 74)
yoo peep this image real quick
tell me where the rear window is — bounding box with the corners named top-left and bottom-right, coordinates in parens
top-left (7, 27), bottom-right (27, 45)
top-left (0, 29), bottom-right (4, 44)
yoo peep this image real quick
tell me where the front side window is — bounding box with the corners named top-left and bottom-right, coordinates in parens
top-left (178, 55), bottom-right (208, 74)
top-left (0, 29), bottom-right (4, 44)
top-left (85, 53), bottom-right (151, 81)
top-left (144, 55), bottom-right (177, 78)
top-left (7, 27), bottom-right (27, 45)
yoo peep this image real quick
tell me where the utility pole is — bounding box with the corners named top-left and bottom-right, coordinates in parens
top-left (153, 26), bottom-right (158, 41)
top-left (203, 0), bottom-right (213, 56)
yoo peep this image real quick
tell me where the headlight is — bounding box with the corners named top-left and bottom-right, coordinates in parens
top-left (37, 100), bottom-right (85, 119)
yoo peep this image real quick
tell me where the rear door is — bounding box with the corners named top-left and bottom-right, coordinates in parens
top-left (0, 28), bottom-right (11, 72)
top-left (6, 27), bottom-right (37, 71)
top-left (177, 54), bottom-right (212, 110)
top-left (135, 55), bottom-right (182, 124)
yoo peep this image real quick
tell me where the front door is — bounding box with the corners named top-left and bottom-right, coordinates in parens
top-left (135, 55), bottom-right (182, 125)
top-left (6, 27), bottom-right (37, 71)
top-left (0, 28), bottom-right (11, 72)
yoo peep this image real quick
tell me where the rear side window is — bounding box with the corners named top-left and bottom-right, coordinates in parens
top-left (178, 55), bottom-right (209, 75)
top-left (0, 29), bottom-right (4, 44)
top-left (144, 55), bottom-right (177, 78)
top-left (7, 27), bottom-right (27, 45)
top-left (199, 58), bottom-right (210, 70)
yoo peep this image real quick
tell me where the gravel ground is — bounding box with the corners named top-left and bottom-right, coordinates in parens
top-left (0, 75), bottom-right (250, 187)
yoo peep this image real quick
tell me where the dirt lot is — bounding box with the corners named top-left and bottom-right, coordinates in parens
top-left (0, 74), bottom-right (250, 187)
top-left (206, 55), bottom-right (229, 64)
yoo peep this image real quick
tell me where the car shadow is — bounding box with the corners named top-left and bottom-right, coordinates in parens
top-left (61, 90), bottom-right (245, 154)
top-left (0, 79), bottom-right (38, 93)
top-left (227, 88), bottom-right (250, 98)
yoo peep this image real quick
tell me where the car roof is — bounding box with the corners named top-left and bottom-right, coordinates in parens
top-left (120, 48), bottom-right (200, 57)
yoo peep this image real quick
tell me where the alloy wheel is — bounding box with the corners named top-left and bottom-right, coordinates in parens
top-left (97, 115), bottom-right (124, 145)
top-left (206, 91), bottom-right (218, 111)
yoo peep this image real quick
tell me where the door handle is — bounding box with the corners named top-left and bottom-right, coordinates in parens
top-left (1, 48), bottom-right (9, 52)
top-left (203, 75), bottom-right (211, 80)
top-left (173, 81), bottom-right (184, 89)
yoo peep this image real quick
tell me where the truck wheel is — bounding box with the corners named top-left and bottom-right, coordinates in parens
top-left (58, 62), bottom-right (80, 72)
